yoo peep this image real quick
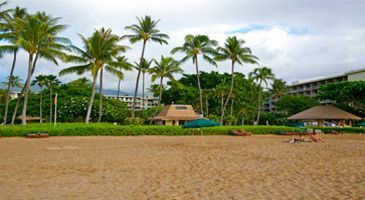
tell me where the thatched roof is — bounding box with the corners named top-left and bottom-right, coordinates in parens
top-left (154, 104), bottom-right (201, 121)
top-left (288, 105), bottom-right (362, 120)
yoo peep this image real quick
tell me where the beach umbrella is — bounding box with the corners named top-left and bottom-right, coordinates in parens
top-left (183, 118), bottom-right (220, 128)
top-left (183, 118), bottom-right (220, 144)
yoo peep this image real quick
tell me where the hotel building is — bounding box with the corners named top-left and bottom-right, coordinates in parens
top-left (265, 68), bottom-right (365, 112)
top-left (105, 95), bottom-right (159, 110)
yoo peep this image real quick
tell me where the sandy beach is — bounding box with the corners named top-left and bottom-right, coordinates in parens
top-left (0, 135), bottom-right (364, 199)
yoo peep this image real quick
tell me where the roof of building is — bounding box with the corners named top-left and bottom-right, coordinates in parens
top-left (154, 104), bottom-right (201, 121)
top-left (287, 105), bottom-right (362, 120)
top-left (287, 67), bottom-right (365, 87)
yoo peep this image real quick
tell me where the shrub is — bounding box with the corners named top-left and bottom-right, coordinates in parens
top-left (0, 123), bottom-right (303, 137)
top-left (124, 117), bottom-right (145, 125)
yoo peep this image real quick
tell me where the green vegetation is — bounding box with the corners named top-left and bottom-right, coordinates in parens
top-left (276, 95), bottom-right (320, 115)
top-left (319, 81), bottom-right (365, 117)
top-left (1, 78), bottom-right (129, 124)
top-left (215, 36), bottom-right (259, 124)
top-left (159, 71), bottom-right (260, 124)
top-left (0, 123), bottom-right (301, 137)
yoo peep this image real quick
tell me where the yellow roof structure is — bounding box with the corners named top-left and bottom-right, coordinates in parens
top-left (288, 105), bottom-right (362, 120)
top-left (154, 104), bottom-right (201, 121)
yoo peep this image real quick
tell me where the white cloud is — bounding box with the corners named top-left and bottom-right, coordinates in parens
top-left (1, 0), bottom-right (364, 94)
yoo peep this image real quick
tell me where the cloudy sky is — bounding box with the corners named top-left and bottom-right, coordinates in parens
top-left (1, 0), bottom-right (364, 94)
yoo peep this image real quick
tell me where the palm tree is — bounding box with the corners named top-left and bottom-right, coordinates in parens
top-left (133, 58), bottom-right (152, 115)
top-left (171, 34), bottom-right (217, 115)
top-left (122, 15), bottom-right (169, 118)
top-left (11, 12), bottom-right (70, 125)
top-left (44, 75), bottom-right (60, 123)
top-left (60, 28), bottom-right (127, 123)
top-left (215, 36), bottom-right (258, 124)
top-left (249, 67), bottom-right (274, 125)
top-left (31, 75), bottom-right (47, 123)
top-left (0, 7), bottom-right (27, 125)
top-left (116, 56), bottom-right (132, 99)
top-left (149, 55), bottom-right (183, 107)
top-left (269, 78), bottom-right (288, 97)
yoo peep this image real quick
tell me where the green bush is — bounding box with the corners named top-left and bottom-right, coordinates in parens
top-left (0, 123), bottom-right (302, 137)
top-left (124, 117), bottom-right (145, 125)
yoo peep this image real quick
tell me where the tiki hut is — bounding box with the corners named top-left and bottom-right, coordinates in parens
top-left (153, 104), bottom-right (201, 126)
top-left (287, 105), bottom-right (362, 127)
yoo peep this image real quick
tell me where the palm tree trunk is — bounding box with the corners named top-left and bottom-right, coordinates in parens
top-left (132, 40), bottom-right (147, 118)
top-left (194, 55), bottom-right (204, 115)
top-left (256, 79), bottom-right (263, 125)
top-left (3, 51), bottom-right (17, 125)
top-left (21, 53), bottom-right (34, 125)
top-left (158, 77), bottom-right (163, 107)
top-left (49, 87), bottom-right (53, 123)
top-left (98, 68), bottom-right (104, 122)
top-left (220, 61), bottom-right (235, 125)
top-left (206, 96), bottom-right (209, 116)
top-left (142, 72), bottom-right (145, 117)
top-left (40, 86), bottom-right (43, 123)
top-left (230, 99), bottom-right (234, 115)
top-left (11, 93), bottom-right (21, 125)
top-left (117, 78), bottom-right (121, 98)
top-left (11, 54), bottom-right (38, 125)
top-left (85, 71), bottom-right (99, 123)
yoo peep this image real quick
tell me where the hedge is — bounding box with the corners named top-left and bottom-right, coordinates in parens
top-left (0, 123), bottom-right (301, 137)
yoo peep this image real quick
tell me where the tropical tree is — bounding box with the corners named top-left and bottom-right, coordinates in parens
top-left (269, 78), bottom-right (288, 97)
top-left (116, 56), bottom-right (132, 98)
top-left (171, 34), bottom-right (217, 115)
top-left (149, 55), bottom-right (183, 107)
top-left (44, 75), bottom-right (60, 122)
top-left (133, 58), bottom-right (152, 114)
top-left (122, 15), bottom-right (169, 118)
top-left (0, 7), bottom-right (27, 124)
top-left (215, 36), bottom-right (259, 124)
top-left (249, 67), bottom-right (274, 124)
top-left (60, 28), bottom-right (127, 123)
top-left (11, 12), bottom-right (70, 125)
top-left (31, 75), bottom-right (47, 123)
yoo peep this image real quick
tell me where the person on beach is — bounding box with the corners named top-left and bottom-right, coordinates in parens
top-left (310, 134), bottom-right (323, 143)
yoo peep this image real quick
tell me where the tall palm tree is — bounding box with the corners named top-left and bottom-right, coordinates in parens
top-left (11, 12), bottom-right (70, 125)
top-left (171, 34), bottom-right (217, 115)
top-left (215, 36), bottom-right (258, 124)
top-left (31, 75), bottom-right (47, 123)
top-left (116, 56), bottom-right (132, 99)
top-left (149, 55), bottom-right (183, 107)
top-left (44, 75), bottom-right (60, 123)
top-left (249, 67), bottom-right (274, 125)
top-left (60, 28), bottom-right (127, 123)
top-left (0, 7), bottom-right (27, 125)
top-left (122, 15), bottom-right (169, 118)
top-left (133, 58), bottom-right (152, 115)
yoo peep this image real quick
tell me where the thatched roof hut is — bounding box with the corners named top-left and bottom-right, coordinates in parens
top-left (154, 104), bottom-right (201, 125)
top-left (288, 105), bottom-right (361, 120)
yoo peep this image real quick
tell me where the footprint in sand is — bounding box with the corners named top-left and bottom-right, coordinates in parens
top-left (46, 146), bottom-right (80, 150)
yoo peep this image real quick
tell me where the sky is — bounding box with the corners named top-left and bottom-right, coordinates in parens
top-left (1, 0), bottom-right (365, 94)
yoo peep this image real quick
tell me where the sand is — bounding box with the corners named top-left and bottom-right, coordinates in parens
top-left (0, 135), bottom-right (364, 199)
